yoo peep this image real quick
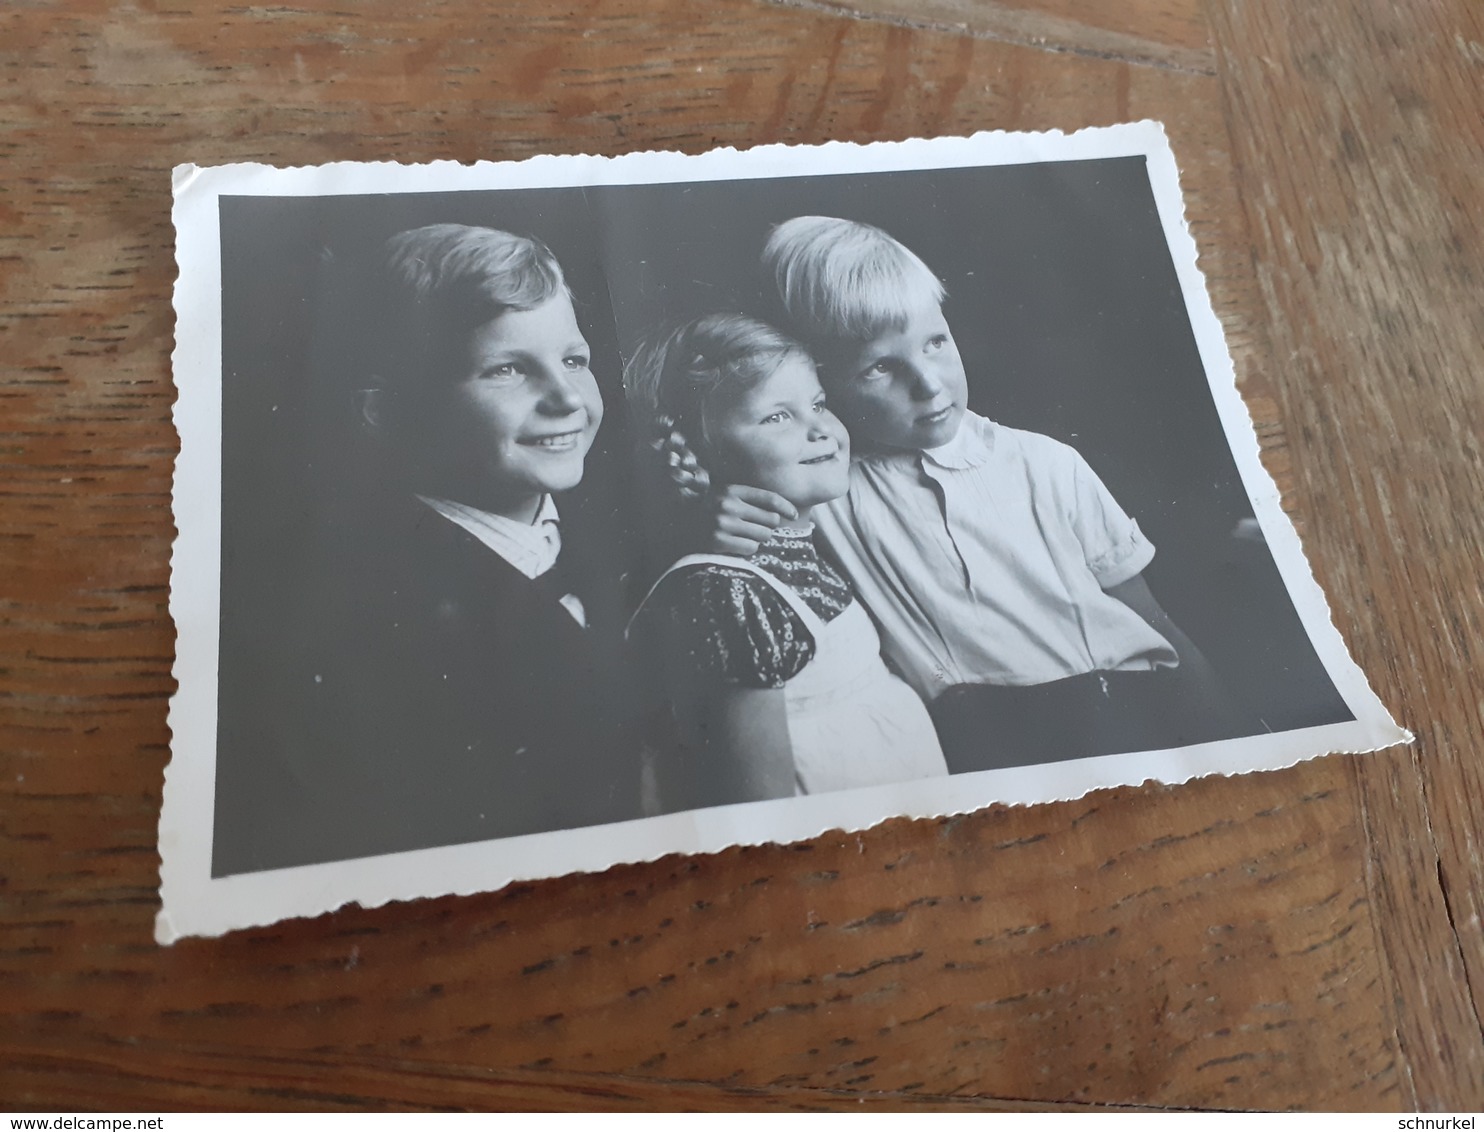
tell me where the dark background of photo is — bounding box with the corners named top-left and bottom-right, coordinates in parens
top-left (213, 157), bottom-right (1352, 876)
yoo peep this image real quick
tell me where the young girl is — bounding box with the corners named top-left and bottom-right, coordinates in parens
top-left (625, 313), bottom-right (947, 809)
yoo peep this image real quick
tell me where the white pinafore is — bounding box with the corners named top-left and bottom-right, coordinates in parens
top-left (645, 553), bottom-right (948, 796)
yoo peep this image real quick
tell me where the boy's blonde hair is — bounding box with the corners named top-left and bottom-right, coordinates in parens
top-left (762, 216), bottom-right (946, 348)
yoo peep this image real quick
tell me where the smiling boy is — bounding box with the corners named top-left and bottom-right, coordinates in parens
top-left (222, 224), bottom-right (643, 872)
top-left (391, 295), bottom-right (604, 521)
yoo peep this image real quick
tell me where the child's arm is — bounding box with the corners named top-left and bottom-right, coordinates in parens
top-left (653, 426), bottom-right (797, 556)
top-left (1065, 443), bottom-right (1241, 723)
top-left (647, 568), bottom-right (804, 805)
top-left (1104, 573), bottom-right (1244, 727)
top-left (705, 485), bottom-right (798, 556)
top-left (1104, 573), bottom-right (1212, 671)
top-left (701, 685), bottom-right (796, 801)
top-left (657, 665), bottom-right (796, 805)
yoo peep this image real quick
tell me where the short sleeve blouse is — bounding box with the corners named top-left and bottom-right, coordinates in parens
top-left (649, 528), bottom-right (853, 689)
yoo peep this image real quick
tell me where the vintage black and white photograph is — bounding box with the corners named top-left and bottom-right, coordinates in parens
top-left (160, 127), bottom-right (1407, 941)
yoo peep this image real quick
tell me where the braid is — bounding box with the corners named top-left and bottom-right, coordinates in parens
top-left (650, 413), bottom-right (711, 500)
top-left (623, 312), bottom-right (808, 503)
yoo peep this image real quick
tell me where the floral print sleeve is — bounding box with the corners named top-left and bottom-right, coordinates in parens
top-left (654, 566), bottom-right (815, 689)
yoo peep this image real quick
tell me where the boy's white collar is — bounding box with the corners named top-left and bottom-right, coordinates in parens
top-left (921, 410), bottom-right (992, 471)
top-left (416, 492), bottom-right (561, 530)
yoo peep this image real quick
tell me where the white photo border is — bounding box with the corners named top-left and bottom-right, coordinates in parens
top-left (160, 123), bottom-right (1410, 943)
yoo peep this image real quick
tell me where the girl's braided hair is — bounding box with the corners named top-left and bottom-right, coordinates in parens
top-left (623, 313), bottom-right (810, 499)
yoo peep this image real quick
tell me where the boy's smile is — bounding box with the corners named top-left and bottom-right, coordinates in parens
top-left (520, 429), bottom-right (585, 452)
top-left (394, 293), bottom-right (603, 522)
top-left (821, 296), bottom-right (968, 452)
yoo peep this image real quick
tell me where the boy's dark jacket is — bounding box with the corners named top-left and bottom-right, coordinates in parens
top-left (211, 489), bottom-right (647, 876)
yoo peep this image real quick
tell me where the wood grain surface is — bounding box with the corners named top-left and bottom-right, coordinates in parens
top-left (3, 0), bottom-right (1482, 1113)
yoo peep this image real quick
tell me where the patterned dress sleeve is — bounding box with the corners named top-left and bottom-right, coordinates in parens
top-left (654, 566), bottom-right (816, 689)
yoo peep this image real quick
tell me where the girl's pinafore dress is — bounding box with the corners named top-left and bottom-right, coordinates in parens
top-left (641, 545), bottom-right (948, 796)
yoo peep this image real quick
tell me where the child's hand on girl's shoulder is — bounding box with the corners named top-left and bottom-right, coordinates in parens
top-left (707, 484), bottom-right (798, 557)
top-left (653, 425), bottom-right (797, 556)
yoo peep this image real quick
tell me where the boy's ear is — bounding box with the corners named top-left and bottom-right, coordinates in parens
top-left (354, 386), bottom-right (386, 434)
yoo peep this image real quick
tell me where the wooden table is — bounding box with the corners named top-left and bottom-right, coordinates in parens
top-left (4, 0), bottom-right (1482, 1112)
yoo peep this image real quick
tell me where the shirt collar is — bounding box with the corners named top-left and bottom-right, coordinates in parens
top-left (419, 493), bottom-right (560, 529)
top-left (920, 410), bottom-right (993, 471)
top-left (416, 493), bottom-right (564, 581)
top-left (531, 493), bottom-right (561, 528)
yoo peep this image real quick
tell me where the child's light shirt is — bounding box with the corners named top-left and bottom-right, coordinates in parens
top-left (814, 411), bottom-right (1178, 701)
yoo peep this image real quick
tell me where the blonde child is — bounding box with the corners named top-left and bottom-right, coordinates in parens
top-left (708, 217), bottom-right (1247, 771)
